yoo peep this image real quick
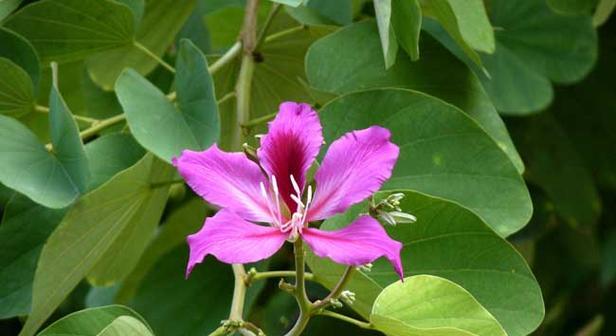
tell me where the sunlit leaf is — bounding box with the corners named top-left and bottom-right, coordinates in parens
top-left (307, 191), bottom-right (544, 336)
top-left (371, 275), bottom-right (506, 336)
top-left (98, 316), bottom-right (154, 336)
top-left (37, 305), bottom-right (150, 336)
top-left (373, 0), bottom-right (398, 68)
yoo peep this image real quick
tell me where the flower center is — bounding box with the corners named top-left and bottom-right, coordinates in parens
top-left (259, 174), bottom-right (313, 241)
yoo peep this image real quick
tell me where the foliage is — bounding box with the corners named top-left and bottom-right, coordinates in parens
top-left (0, 0), bottom-right (614, 335)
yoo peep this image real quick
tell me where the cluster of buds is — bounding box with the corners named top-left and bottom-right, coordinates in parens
top-left (370, 193), bottom-right (417, 226)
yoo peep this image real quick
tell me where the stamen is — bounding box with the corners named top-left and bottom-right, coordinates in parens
top-left (290, 174), bottom-right (301, 196)
top-left (260, 181), bottom-right (280, 227)
top-left (270, 175), bottom-right (282, 225)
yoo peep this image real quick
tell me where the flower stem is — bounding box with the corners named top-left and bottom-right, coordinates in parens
top-left (312, 266), bottom-right (354, 310)
top-left (34, 104), bottom-right (100, 124)
top-left (315, 310), bottom-right (374, 330)
top-left (133, 41), bottom-right (176, 74)
top-left (250, 270), bottom-right (315, 282)
top-left (79, 114), bottom-right (126, 140)
top-left (241, 112), bottom-right (277, 130)
top-left (210, 42), bottom-right (242, 74)
top-left (229, 264), bottom-right (248, 320)
top-left (285, 239), bottom-right (312, 336)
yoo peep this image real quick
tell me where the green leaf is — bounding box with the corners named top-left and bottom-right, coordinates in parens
top-left (37, 305), bottom-right (150, 336)
top-left (391, 0), bottom-right (421, 61)
top-left (49, 63), bottom-right (90, 194)
top-left (97, 316), bottom-right (154, 336)
top-left (422, 0), bottom-right (494, 67)
top-left (0, 0), bottom-right (21, 21)
top-left (0, 57), bottom-right (35, 117)
top-left (428, 0), bottom-right (597, 114)
top-left (4, 0), bottom-right (137, 64)
top-left (305, 21), bottom-right (524, 174)
top-left (0, 27), bottom-right (40, 88)
top-left (371, 275), bottom-right (506, 336)
top-left (0, 134), bottom-right (145, 319)
top-left (86, 133), bottom-right (146, 190)
top-left (130, 245), bottom-right (234, 336)
top-left (594, 0), bottom-right (616, 26)
top-left (18, 154), bottom-right (172, 336)
top-left (286, 0), bottom-right (353, 26)
top-left (175, 39), bottom-right (220, 146)
top-left (87, 0), bottom-right (196, 89)
top-left (0, 194), bottom-right (65, 319)
top-left (114, 197), bottom-right (207, 303)
top-left (0, 66), bottom-right (89, 209)
top-left (307, 191), bottom-right (544, 336)
top-left (320, 89), bottom-right (531, 236)
top-left (374, 0), bottom-right (398, 68)
top-left (547, 0), bottom-right (597, 15)
top-left (508, 113), bottom-right (600, 227)
top-left (116, 45), bottom-right (219, 163)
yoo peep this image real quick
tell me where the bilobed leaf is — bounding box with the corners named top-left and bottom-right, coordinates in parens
top-left (18, 154), bottom-right (172, 336)
top-left (49, 63), bottom-right (90, 194)
top-left (320, 89), bottom-right (531, 236)
top-left (0, 65), bottom-right (88, 208)
top-left (87, 0), bottom-right (196, 89)
top-left (371, 275), bottom-right (506, 336)
top-left (4, 0), bottom-right (137, 63)
top-left (373, 0), bottom-right (398, 68)
top-left (0, 27), bottom-right (40, 88)
top-left (307, 191), bottom-right (544, 336)
top-left (37, 305), bottom-right (150, 336)
top-left (391, 0), bottom-right (421, 61)
top-left (97, 316), bottom-right (154, 336)
top-left (305, 21), bottom-right (524, 173)
top-left (0, 134), bottom-right (146, 319)
top-left (116, 41), bottom-right (219, 163)
top-left (0, 57), bottom-right (34, 117)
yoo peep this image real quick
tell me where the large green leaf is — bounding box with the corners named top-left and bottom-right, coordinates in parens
top-left (428, 0), bottom-right (597, 114)
top-left (307, 191), bottom-right (544, 336)
top-left (0, 194), bottom-right (65, 319)
top-left (371, 275), bottom-right (506, 336)
top-left (0, 66), bottom-right (88, 208)
top-left (97, 316), bottom-right (154, 336)
top-left (0, 57), bottom-right (34, 117)
top-left (129, 245), bottom-right (234, 336)
top-left (115, 197), bottom-right (207, 303)
top-left (305, 20), bottom-right (524, 174)
top-left (87, 0), bottom-right (196, 89)
top-left (4, 0), bottom-right (137, 64)
top-left (508, 113), bottom-right (600, 227)
top-left (37, 305), bottom-right (150, 336)
top-left (320, 89), bottom-right (531, 236)
top-left (116, 41), bottom-right (219, 163)
top-left (0, 27), bottom-right (40, 89)
top-left (18, 154), bottom-right (172, 336)
top-left (0, 134), bottom-right (145, 319)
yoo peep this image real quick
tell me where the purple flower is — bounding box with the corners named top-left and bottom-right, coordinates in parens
top-left (173, 102), bottom-right (403, 278)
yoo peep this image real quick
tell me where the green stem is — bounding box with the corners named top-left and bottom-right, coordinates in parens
top-left (79, 114), bottom-right (126, 139)
top-left (241, 112), bottom-right (276, 129)
top-left (35, 104), bottom-right (99, 124)
top-left (251, 270), bottom-right (315, 282)
top-left (284, 240), bottom-right (312, 336)
top-left (133, 41), bottom-right (176, 73)
top-left (233, 53), bottom-right (256, 149)
top-left (229, 264), bottom-right (248, 321)
top-left (264, 25), bottom-right (305, 43)
top-left (217, 91), bottom-right (236, 106)
top-left (312, 266), bottom-right (354, 310)
top-left (316, 310), bottom-right (374, 330)
top-left (210, 42), bottom-right (242, 74)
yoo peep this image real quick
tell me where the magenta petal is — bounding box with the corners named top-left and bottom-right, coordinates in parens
top-left (257, 102), bottom-right (323, 211)
top-left (309, 126), bottom-right (399, 220)
top-left (173, 144), bottom-right (272, 223)
top-left (302, 215), bottom-right (404, 278)
top-left (186, 209), bottom-right (288, 276)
